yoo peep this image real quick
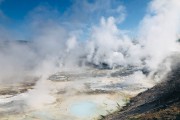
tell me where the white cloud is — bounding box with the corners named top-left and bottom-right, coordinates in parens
top-left (139, 0), bottom-right (180, 71)
top-left (63, 0), bottom-right (126, 27)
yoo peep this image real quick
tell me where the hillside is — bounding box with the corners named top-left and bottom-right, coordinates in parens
top-left (102, 64), bottom-right (180, 120)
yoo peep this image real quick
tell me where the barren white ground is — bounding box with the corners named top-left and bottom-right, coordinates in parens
top-left (0, 67), bottom-right (154, 120)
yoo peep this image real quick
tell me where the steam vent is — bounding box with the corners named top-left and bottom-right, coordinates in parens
top-left (0, 0), bottom-right (180, 120)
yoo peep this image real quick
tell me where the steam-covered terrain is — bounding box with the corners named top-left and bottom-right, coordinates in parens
top-left (103, 57), bottom-right (180, 120)
top-left (0, 0), bottom-right (180, 120)
top-left (0, 66), bottom-right (154, 120)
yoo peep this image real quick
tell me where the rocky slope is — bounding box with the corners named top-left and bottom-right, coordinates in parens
top-left (102, 65), bottom-right (180, 120)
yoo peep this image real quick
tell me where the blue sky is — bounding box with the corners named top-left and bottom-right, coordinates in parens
top-left (0, 0), bottom-right (151, 39)
top-left (0, 0), bottom-right (72, 21)
top-left (120, 0), bottom-right (150, 29)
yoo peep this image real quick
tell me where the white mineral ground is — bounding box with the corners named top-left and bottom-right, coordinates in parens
top-left (0, 67), bottom-right (154, 120)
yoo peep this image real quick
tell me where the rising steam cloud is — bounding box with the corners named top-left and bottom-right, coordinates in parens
top-left (0, 0), bottom-right (180, 84)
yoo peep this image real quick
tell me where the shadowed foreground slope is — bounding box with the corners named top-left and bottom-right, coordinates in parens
top-left (102, 65), bottom-right (180, 120)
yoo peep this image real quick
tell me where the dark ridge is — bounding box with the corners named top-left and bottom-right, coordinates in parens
top-left (0, 40), bottom-right (30, 48)
top-left (102, 64), bottom-right (180, 120)
top-left (177, 39), bottom-right (180, 43)
top-left (85, 62), bottom-right (112, 69)
top-left (0, 40), bottom-right (29, 44)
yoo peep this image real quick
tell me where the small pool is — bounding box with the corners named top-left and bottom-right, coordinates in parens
top-left (69, 101), bottom-right (97, 117)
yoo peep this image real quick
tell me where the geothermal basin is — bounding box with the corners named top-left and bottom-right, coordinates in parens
top-left (0, 67), bottom-right (154, 120)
